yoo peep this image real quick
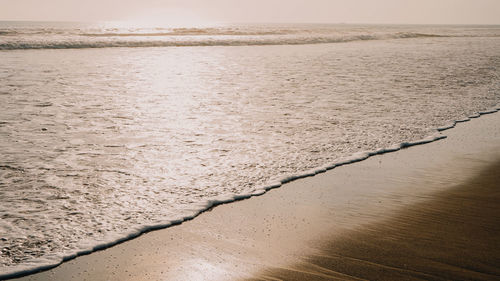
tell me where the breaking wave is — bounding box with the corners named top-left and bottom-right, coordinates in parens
top-left (0, 32), bottom-right (446, 50)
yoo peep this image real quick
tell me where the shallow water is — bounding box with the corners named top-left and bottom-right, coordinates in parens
top-left (0, 23), bottom-right (499, 276)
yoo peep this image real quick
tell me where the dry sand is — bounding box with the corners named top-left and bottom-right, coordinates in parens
top-left (13, 112), bottom-right (500, 281)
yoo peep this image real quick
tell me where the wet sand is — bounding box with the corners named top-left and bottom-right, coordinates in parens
top-left (12, 112), bottom-right (500, 281)
top-left (250, 160), bottom-right (500, 281)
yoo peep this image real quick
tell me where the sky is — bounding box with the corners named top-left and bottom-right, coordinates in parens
top-left (0, 0), bottom-right (499, 25)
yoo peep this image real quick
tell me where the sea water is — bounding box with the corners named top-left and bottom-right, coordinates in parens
top-left (0, 22), bottom-right (499, 277)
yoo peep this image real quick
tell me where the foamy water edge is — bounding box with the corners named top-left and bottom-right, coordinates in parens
top-left (1, 105), bottom-right (499, 280)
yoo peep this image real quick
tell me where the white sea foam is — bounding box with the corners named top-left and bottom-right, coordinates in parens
top-left (437, 107), bottom-right (500, 131)
top-left (1, 113), bottom-right (496, 279)
top-left (1, 22), bottom-right (499, 50)
top-left (0, 22), bottom-right (499, 279)
top-left (0, 32), bottom-right (447, 50)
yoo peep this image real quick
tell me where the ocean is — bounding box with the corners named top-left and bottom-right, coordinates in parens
top-left (0, 22), bottom-right (499, 278)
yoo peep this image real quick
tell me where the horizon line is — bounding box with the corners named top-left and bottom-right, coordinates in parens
top-left (1, 20), bottom-right (500, 26)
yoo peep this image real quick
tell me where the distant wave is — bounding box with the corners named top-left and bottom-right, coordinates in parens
top-left (0, 32), bottom-right (448, 50)
top-left (0, 27), bottom-right (294, 37)
top-left (81, 27), bottom-right (293, 37)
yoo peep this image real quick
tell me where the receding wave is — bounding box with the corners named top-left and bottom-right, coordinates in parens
top-left (0, 32), bottom-right (447, 50)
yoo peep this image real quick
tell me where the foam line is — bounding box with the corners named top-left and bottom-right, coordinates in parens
top-left (437, 108), bottom-right (499, 133)
top-left (437, 123), bottom-right (456, 131)
top-left (1, 109), bottom-right (498, 280)
top-left (479, 109), bottom-right (498, 115)
top-left (314, 167), bottom-right (327, 174)
top-left (0, 32), bottom-right (449, 51)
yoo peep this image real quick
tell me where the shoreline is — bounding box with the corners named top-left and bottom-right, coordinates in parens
top-left (7, 110), bottom-right (500, 280)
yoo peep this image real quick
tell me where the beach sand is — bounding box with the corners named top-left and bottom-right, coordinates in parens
top-left (13, 112), bottom-right (500, 281)
top-left (250, 160), bottom-right (500, 281)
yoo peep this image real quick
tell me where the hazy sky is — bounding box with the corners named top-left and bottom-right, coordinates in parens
top-left (1, 0), bottom-right (499, 25)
